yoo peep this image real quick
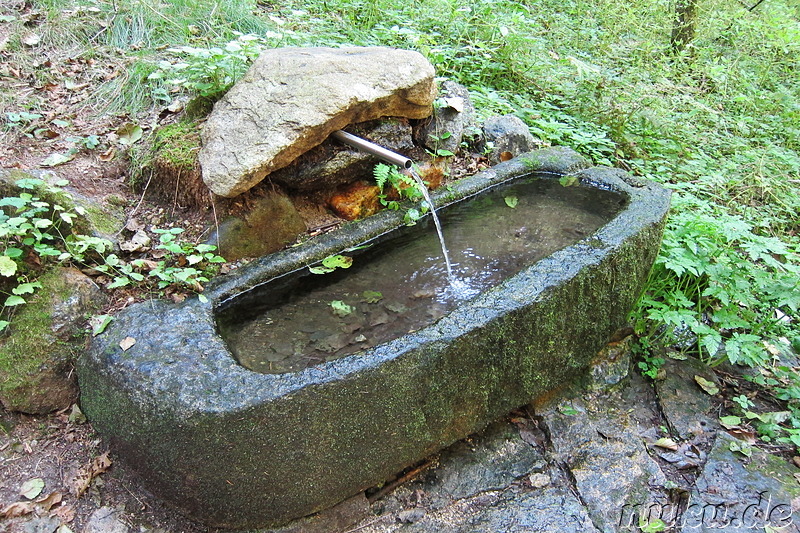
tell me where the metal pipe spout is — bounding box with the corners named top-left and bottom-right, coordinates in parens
top-left (330, 130), bottom-right (413, 169)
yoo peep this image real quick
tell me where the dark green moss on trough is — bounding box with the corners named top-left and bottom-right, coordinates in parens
top-left (78, 147), bottom-right (671, 529)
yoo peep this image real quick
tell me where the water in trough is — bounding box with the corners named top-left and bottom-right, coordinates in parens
top-left (216, 174), bottom-right (626, 374)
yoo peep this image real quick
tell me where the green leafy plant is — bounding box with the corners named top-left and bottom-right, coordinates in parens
top-left (427, 131), bottom-right (455, 158)
top-left (373, 163), bottom-right (430, 224)
top-left (1, 179), bottom-right (226, 331)
top-left (0, 178), bottom-right (92, 330)
top-left (93, 228), bottom-right (226, 298)
top-left (147, 33), bottom-right (271, 100)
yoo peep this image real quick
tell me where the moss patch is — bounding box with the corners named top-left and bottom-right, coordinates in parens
top-left (0, 268), bottom-right (104, 413)
top-left (145, 121), bottom-right (210, 208)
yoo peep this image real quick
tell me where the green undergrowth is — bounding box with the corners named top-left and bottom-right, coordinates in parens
top-left (5, 0), bottom-right (799, 442)
top-left (0, 178), bottom-right (225, 333)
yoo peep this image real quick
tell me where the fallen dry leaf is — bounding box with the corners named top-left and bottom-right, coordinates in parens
top-left (1, 500), bottom-right (35, 518)
top-left (119, 337), bottom-right (136, 351)
top-left (19, 477), bottom-right (45, 500)
top-left (21, 33), bottom-right (41, 47)
top-left (90, 451), bottom-right (112, 477)
top-left (652, 437), bottom-right (679, 451)
top-left (70, 452), bottom-right (112, 498)
top-left (70, 470), bottom-right (92, 498)
top-left (52, 504), bottom-right (76, 523)
top-left (694, 375), bottom-right (719, 395)
top-left (99, 146), bottom-right (116, 162)
top-left (36, 491), bottom-right (63, 511)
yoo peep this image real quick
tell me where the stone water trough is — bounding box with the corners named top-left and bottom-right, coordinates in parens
top-left (79, 146), bottom-right (670, 529)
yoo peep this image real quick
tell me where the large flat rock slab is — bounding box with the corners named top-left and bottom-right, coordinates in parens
top-left (199, 47), bottom-right (436, 197)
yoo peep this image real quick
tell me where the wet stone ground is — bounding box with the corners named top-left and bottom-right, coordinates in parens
top-left (274, 341), bottom-right (800, 533)
top-left (2, 340), bottom-right (800, 532)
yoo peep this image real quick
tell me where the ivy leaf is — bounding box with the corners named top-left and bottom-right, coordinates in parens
top-left (0, 255), bottom-right (18, 277)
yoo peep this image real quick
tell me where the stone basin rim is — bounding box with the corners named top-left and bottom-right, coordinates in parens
top-left (86, 147), bottom-right (670, 413)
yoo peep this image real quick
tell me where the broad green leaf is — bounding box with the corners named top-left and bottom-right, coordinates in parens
top-left (14, 178), bottom-right (43, 189)
top-left (504, 196), bottom-right (519, 209)
top-left (321, 254), bottom-right (353, 269)
top-left (719, 415), bottom-right (742, 428)
top-left (12, 282), bottom-right (40, 295)
top-left (309, 265), bottom-right (333, 274)
top-left (107, 277), bottom-right (130, 289)
top-left (4, 295), bottom-right (25, 306)
top-left (0, 320), bottom-right (9, 332)
top-left (0, 255), bottom-right (18, 276)
top-left (89, 315), bottom-right (114, 336)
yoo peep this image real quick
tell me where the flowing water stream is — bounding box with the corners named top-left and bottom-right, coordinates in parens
top-left (217, 175), bottom-right (626, 374)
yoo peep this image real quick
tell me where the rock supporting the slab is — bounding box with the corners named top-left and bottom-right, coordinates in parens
top-left (268, 119), bottom-right (417, 192)
top-left (418, 80), bottom-right (478, 155)
top-left (79, 148), bottom-right (671, 528)
top-left (199, 47), bottom-right (436, 198)
top-left (482, 115), bottom-right (541, 164)
top-left (208, 189), bottom-right (307, 261)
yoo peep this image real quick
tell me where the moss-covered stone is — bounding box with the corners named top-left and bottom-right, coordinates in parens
top-left (209, 189), bottom-right (307, 261)
top-left (1, 267), bottom-right (106, 414)
top-left (144, 121), bottom-right (210, 208)
top-left (0, 168), bottom-right (125, 239)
